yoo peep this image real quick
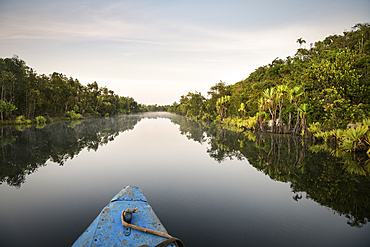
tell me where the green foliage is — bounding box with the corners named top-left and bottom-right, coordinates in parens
top-left (299, 103), bottom-right (308, 117)
top-left (140, 104), bottom-right (169, 112)
top-left (341, 125), bottom-right (368, 151)
top-left (263, 88), bottom-right (277, 119)
top-left (216, 95), bottom-right (231, 119)
top-left (238, 103), bottom-right (246, 116)
top-left (289, 86), bottom-right (304, 103)
top-left (201, 113), bottom-right (212, 121)
top-left (308, 122), bottom-right (322, 134)
top-left (366, 132), bottom-right (370, 158)
top-left (341, 138), bottom-right (354, 151)
top-left (314, 131), bottom-right (333, 143)
top-left (316, 87), bottom-right (352, 128)
top-left (221, 116), bottom-right (258, 132)
top-left (331, 128), bottom-right (344, 140)
top-left (35, 116), bottom-right (46, 124)
top-left (15, 115), bottom-right (27, 124)
top-left (0, 101), bottom-right (17, 117)
top-left (263, 87), bottom-right (275, 102)
top-left (363, 118), bottom-right (370, 127)
top-left (65, 110), bottom-right (82, 120)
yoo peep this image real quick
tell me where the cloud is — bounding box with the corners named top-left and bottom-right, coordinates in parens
top-left (1, 0), bottom-right (369, 104)
top-left (1, 0), bottom-right (367, 54)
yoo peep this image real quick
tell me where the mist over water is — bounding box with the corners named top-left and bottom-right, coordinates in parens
top-left (0, 112), bottom-right (369, 247)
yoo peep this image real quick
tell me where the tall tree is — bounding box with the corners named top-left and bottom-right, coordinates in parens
top-left (296, 37), bottom-right (306, 48)
top-left (263, 87), bottom-right (277, 132)
top-left (276, 85), bottom-right (288, 133)
top-left (290, 86), bottom-right (304, 135)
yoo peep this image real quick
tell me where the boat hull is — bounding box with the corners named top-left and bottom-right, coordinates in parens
top-left (72, 186), bottom-right (174, 247)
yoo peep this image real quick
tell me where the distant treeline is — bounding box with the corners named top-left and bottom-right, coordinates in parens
top-left (0, 57), bottom-right (167, 121)
top-left (169, 23), bottom-right (370, 133)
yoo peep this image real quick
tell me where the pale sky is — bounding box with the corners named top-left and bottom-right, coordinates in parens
top-left (0, 0), bottom-right (369, 105)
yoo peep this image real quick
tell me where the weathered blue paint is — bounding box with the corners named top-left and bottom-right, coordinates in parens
top-left (72, 186), bottom-right (175, 247)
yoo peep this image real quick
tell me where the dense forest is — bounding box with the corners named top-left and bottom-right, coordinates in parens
top-left (0, 57), bottom-right (168, 122)
top-left (168, 23), bottom-right (370, 153)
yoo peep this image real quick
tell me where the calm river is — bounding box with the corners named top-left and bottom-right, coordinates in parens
top-left (0, 112), bottom-right (369, 246)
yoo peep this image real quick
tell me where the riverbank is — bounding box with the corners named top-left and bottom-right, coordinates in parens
top-left (175, 113), bottom-right (370, 160)
top-left (218, 116), bottom-right (370, 160)
top-left (0, 113), bottom-right (80, 127)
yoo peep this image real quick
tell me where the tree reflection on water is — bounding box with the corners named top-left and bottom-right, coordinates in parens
top-left (0, 115), bottom-right (144, 187)
top-left (170, 116), bottom-right (370, 228)
top-left (1, 114), bottom-right (369, 228)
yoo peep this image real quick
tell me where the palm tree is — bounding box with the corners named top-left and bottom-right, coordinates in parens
top-left (0, 71), bottom-right (14, 120)
top-left (263, 88), bottom-right (277, 132)
top-left (290, 86), bottom-right (304, 135)
top-left (258, 97), bottom-right (265, 132)
top-left (342, 125), bottom-right (368, 152)
top-left (296, 37), bottom-right (306, 48)
top-left (276, 85), bottom-right (288, 134)
top-left (299, 103), bottom-right (309, 137)
top-left (216, 96), bottom-right (230, 120)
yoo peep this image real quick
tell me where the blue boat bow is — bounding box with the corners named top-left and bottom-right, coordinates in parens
top-left (72, 185), bottom-right (183, 247)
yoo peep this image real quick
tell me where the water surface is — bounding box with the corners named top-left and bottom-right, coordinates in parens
top-left (0, 112), bottom-right (369, 246)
